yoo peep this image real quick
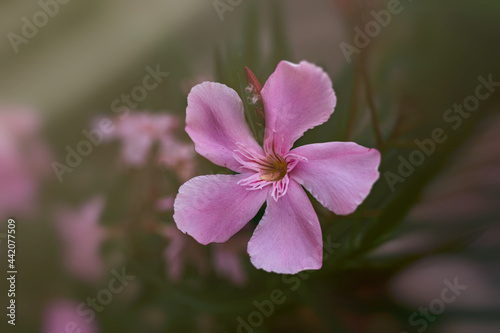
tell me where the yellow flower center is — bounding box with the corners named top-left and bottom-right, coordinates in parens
top-left (259, 155), bottom-right (287, 182)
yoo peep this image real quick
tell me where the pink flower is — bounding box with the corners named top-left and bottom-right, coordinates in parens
top-left (104, 112), bottom-right (179, 166)
top-left (0, 108), bottom-right (52, 220)
top-left (155, 195), bottom-right (175, 212)
top-left (158, 138), bottom-right (196, 181)
top-left (212, 230), bottom-right (250, 287)
top-left (42, 299), bottom-right (98, 333)
top-left (174, 61), bottom-right (381, 274)
top-left (55, 197), bottom-right (106, 282)
top-left (101, 111), bottom-right (197, 180)
top-left (162, 225), bottom-right (209, 282)
top-left (156, 197), bottom-right (209, 282)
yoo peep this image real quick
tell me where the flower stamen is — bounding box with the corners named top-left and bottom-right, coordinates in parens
top-left (259, 155), bottom-right (287, 181)
top-left (233, 142), bottom-right (307, 201)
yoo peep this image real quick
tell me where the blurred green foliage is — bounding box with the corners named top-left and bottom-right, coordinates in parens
top-left (4, 0), bottom-right (500, 332)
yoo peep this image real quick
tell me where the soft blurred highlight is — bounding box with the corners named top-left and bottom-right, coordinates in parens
top-left (0, 0), bottom-right (499, 332)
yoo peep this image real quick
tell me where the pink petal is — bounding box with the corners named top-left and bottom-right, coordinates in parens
top-left (155, 195), bottom-right (175, 212)
top-left (247, 180), bottom-right (323, 274)
top-left (261, 61), bottom-right (337, 154)
top-left (291, 142), bottom-right (380, 215)
top-left (158, 138), bottom-right (196, 181)
top-left (186, 82), bottom-right (262, 172)
top-left (174, 174), bottom-right (267, 244)
top-left (55, 197), bottom-right (106, 282)
top-left (43, 299), bottom-right (98, 333)
top-left (162, 225), bottom-right (208, 282)
top-left (0, 146), bottom-right (37, 217)
top-left (213, 244), bottom-right (248, 287)
top-left (212, 229), bottom-right (250, 287)
top-left (121, 134), bottom-right (154, 166)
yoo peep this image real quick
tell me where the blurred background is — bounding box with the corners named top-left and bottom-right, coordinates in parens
top-left (0, 0), bottom-right (499, 332)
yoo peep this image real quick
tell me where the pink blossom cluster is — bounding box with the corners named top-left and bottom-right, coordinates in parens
top-left (101, 112), bottom-right (196, 180)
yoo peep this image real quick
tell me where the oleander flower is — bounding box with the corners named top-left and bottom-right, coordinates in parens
top-left (103, 112), bottom-right (179, 167)
top-left (158, 138), bottom-right (196, 181)
top-left (162, 224), bottom-right (209, 282)
top-left (212, 230), bottom-right (250, 287)
top-left (0, 108), bottom-right (52, 220)
top-left (174, 61), bottom-right (381, 274)
top-left (55, 197), bottom-right (106, 282)
top-left (101, 111), bottom-right (196, 180)
top-left (42, 299), bottom-right (98, 333)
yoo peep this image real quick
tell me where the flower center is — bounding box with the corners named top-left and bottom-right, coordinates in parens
top-left (233, 143), bottom-right (307, 201)
top-left (259, 155), bottom-right (287, 182)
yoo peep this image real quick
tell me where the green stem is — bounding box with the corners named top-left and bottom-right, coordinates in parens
top-left (349, 203), bottom-right (366, 252)
top-left (345, 60), bottom-right (362, 141)
top-left (361, 56), bottom-right (383, 148)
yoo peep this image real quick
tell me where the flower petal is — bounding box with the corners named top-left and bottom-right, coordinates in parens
top-left (186, 82), bottom-right (262, 172)
top-left (174, 174), bottom-right (267, 245)
top-left (55, 197), bottom-right (106, 282)
top-left (248, 180), bottom-right (323, 274)
top-left (261, 61), bottom-right (337, 154)
top-left (43, 300), bottom-right (98, 333)
top-left (291, 142), bottom-right (381, 215)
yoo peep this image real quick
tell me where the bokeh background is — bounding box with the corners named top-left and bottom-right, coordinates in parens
top-left (1, 0), bottom-right (500, 332)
